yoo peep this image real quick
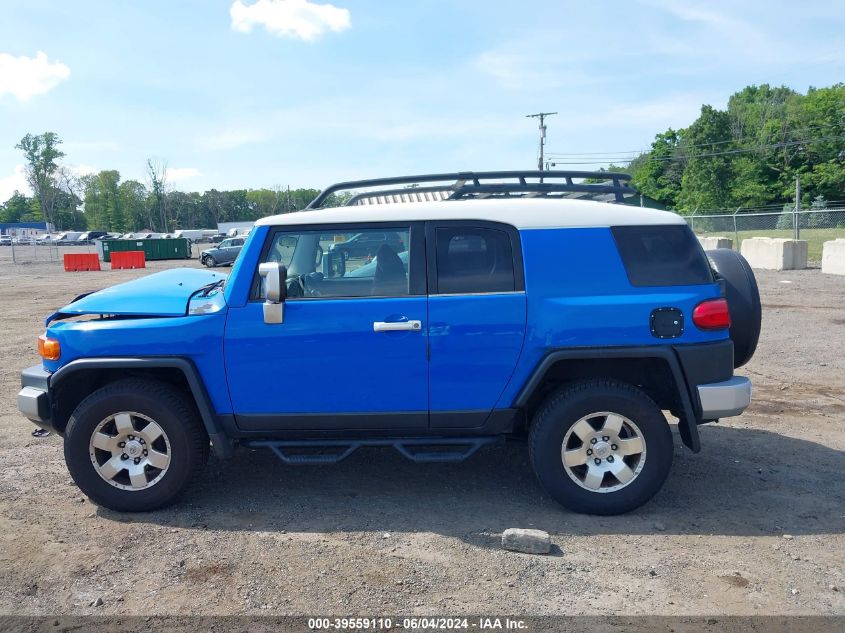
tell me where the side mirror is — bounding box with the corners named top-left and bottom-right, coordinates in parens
top-left (258, 262), bottom-right (286, 324)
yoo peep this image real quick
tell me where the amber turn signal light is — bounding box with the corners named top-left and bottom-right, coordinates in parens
top-left (38, 334), bottom-right (61, 360)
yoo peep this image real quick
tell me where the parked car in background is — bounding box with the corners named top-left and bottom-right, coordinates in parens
top-left (0, 236), bottom-right (11, 246)
top-left (173, 229), bottom-right (216, 243)
top-left (200, 237), bottom-right (245, 267)
top-left (53, 232), bottom-right (85, 245)
top-left (14, 235), bottom-right (35, 245)
top-left (329, 231), bottom-right (406, 260)
top-left (77, 231), bottom-right (109, 244)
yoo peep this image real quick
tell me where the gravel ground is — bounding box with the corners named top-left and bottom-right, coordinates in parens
top-left (0, 248), bottom-right (843, 616)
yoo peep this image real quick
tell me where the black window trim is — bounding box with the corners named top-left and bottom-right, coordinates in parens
top-left (251, 221), bottom-right (426, 301)
top-left (425, 220), bottom-right (525, 295)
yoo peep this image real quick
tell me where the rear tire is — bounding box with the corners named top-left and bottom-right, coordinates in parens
top-left (706, 249), bottom-right (761, 368)
top-left (64, 379), bottom-right (209, 512)
top-left (529, 380), bottom-right (673, 515)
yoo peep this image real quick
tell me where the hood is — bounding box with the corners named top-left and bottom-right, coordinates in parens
top-left (47, 268), bottom-right (227, 324)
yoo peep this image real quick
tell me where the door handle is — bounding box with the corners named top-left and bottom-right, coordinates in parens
top-left (373, 320), bottom-right (422, 332)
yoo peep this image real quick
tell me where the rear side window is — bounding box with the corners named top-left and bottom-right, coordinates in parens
top-left (611, 225), bottom-right (714, 287)
top-left (435, 227), bottom-right (515, 294)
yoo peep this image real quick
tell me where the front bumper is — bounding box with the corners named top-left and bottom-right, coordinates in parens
top-left (697, 376), bottom-right (752, 419)
top-left (17, 364), bottom-right (57, 432)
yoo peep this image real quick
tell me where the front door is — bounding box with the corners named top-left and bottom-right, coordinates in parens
top-left (224, 222), bottom-right (428, 431)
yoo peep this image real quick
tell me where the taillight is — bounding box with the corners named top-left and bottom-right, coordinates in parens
top-left (38, 334), bottom-right (61, 360)
top-left (693, 298), bottom-right (731, 330)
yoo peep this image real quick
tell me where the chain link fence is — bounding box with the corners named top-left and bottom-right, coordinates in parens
top-left (5, 241), bottom-right (61, 264)
top-left (686, 207), bottom-right (845, 263)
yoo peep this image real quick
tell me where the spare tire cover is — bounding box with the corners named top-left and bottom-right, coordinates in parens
top-left (706, 249), bottom-right (761, 368)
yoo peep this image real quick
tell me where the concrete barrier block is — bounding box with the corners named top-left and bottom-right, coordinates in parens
top-left (697, 236), bottom-right (733, 250)
top-left (740, 237), bottom-right (808, 271)
top-left (821, 239), bottom-right (845, 276)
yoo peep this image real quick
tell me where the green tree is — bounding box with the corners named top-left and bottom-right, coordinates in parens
top-left (0, 191), bottom-right (33, 222)
top-left (677, 106), bottom-right (736, 211)
top-left (119, 180), bottom-right (149, 231)
top-left (15, 132), bottom-right (65, 227)
top-left (630, 129), bottom-right (685, 208)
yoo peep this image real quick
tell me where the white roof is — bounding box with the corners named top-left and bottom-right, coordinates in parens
top-left (254, 198), bottom-right (684, 230)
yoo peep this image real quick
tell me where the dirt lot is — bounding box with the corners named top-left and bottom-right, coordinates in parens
top-left (0, 247), bottom-right (843, 616)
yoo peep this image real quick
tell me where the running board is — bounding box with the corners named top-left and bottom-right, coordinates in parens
top-left (242, 437), bottom-right (499, 465)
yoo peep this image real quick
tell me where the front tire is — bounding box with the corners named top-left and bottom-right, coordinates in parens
top-left (529, 380), bottom-right (672, 515)
top-left (203, 255), bottom-right (216, 267)
top-left (64, 379), bottom-right (209, 512)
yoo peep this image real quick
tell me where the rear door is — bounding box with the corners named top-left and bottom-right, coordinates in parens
top-left (426, 221), bottom-right (527, 428)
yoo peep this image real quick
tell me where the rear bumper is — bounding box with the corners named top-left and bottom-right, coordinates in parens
top-left (697, 376), bottom-right (752, 419)
top-left (17, 364), bottom-right (57, 433)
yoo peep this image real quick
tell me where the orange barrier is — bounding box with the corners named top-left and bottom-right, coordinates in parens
top-left (111, 251), bottom-right (146, 270)
top-left (63, 253), bottom-right (101, 272)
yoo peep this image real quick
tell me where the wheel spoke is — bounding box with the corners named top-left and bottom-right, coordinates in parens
top-left (140, 420), bottom-right (164, 444)
top-left (582, 465), bottom-right (604, 490)
top-left (113, 413), bottom-right (134, 435)
top-left (127, 464), bottom-right (148, 488)
top-left (616, 436), bottom-right (645, 456)
top-left (146, 449), bottom-right (169, 470)
top-left (563, 448), bottom-right (588, 467)
top-left (98, 456), bottom-right (125, 480)
top-left (602, 414), bottom-right (624, 436)
top-left (609, 460), bottom-right (635, 484)
top-left (571, 419), bottom-right (595, 442)
top-left (91, 432), bottom-right (116, 452)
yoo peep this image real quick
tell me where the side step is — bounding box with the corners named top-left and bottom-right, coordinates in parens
top-left (241, 437), bottom-right (500, 465)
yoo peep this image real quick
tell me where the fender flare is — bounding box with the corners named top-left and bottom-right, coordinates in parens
top-left (513, 346), bottom-right (701, 452)
top-left (50, 357), bottom-right (234, 458)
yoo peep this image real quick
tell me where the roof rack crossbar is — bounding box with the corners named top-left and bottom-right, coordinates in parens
top-left (446, 182), bottom-right (630, 202)
top-left (307, 170), bottom-right (635, 208)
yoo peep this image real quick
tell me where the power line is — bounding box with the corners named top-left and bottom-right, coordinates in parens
top-left (546, 120), bottom-right (845, 160)
top-left (526, 112), bottom-right (557, 170)
top-left (547, 132), bottom-right (845, 165)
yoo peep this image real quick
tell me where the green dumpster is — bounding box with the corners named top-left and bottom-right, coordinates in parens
top-left (100, 238), bottom-right (191, 262)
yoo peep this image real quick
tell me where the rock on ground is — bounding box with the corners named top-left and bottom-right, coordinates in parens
top-left (501, 528), bottom-right (552, 555)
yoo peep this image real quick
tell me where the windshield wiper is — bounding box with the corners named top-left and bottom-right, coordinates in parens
top-left (189, 279), bottom-right (226, 301)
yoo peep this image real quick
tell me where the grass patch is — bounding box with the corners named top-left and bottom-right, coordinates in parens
top-left (694, 228), bottom-right (845, 262)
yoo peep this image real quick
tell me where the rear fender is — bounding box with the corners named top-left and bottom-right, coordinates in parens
top-left (514, 346), bottom-right (701, 452)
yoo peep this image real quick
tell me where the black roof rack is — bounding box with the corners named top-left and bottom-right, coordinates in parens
top-left (307, 170), bottom-right (637, 209)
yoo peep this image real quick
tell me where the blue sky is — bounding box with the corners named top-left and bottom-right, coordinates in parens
top-left (1, 0), bottom-right (843, 201)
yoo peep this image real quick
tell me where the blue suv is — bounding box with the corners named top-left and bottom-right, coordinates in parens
top-left (17, 172), bottom-right (760, 515)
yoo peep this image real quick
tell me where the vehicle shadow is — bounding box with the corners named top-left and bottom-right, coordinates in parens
top-left (111, 425), bottom-right (844, 540)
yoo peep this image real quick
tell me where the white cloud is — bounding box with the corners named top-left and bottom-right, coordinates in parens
top-left (69, 163), bottom-right (98, 177)
top-left (230, 0), bottom-right (350, 41)
top-left (0, 165), bottom-right (30, 202)
top-left (198, 129), bottom-right (264, 151)
top-left (165, 167), bottom-right (202, 183)
top-left (0, 51), bottom-right (70, 102)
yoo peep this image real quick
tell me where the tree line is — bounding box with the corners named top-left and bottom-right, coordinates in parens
top-left (1, 134), bottom-right (333, 231)
top-left (625, 83), bottom-right (845, 213)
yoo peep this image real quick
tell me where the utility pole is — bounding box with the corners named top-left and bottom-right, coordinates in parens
top-left (526, 112), bottom-right (557, 171)
top-left (794, 175), bottom-right (801, 240)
